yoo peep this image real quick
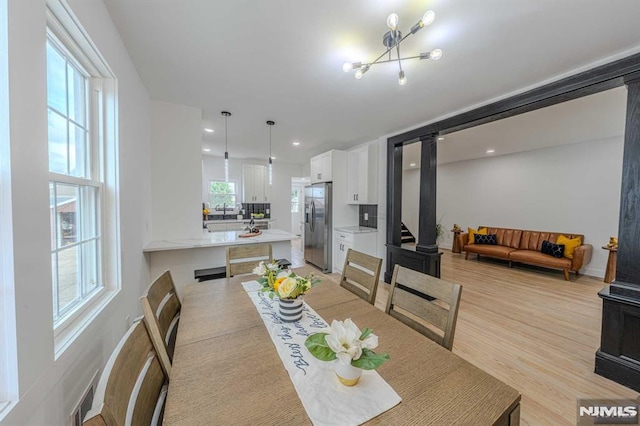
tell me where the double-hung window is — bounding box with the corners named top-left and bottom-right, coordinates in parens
top-left (45, 0), bottom-right (120, 340)
top-left (47, 34), bottom-right (102, 323)
top-left (210, 180), bottom-right (238, 209)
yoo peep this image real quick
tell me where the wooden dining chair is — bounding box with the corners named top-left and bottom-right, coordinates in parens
top-left (140, 270), bottom-right (181, 377)
top-left (226, 243), bottom-right (272, 277)
top-left (385, 265), bottom-right (462, 350)
top-left (339, 249), bottom-right (383, 305)
top-left (83, 320), bottom-right (168, 426)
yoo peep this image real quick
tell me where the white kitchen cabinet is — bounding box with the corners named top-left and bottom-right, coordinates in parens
top-left (332, 228), bottom-right (378, 274)
top-left (310, 151), bottom-right (337, 183)
top-left (347, 144), bottom-right (378, 204)
top-left (334, 233), bottom-right (353, 274)
top-left (243, 164), bottom-right (271, 202)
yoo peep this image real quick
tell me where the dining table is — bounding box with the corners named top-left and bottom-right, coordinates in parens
top-left (163, 266), bottom-right (521, 425)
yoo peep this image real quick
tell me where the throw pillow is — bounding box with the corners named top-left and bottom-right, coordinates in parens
top-left (541, 240), bottom-right (565, 258)
top-left (468, 227), bottom-right (488, 245)
top-left (557, 235), bottom-right (581, 259)
top-left (475, 234), bottom-right (497, 245)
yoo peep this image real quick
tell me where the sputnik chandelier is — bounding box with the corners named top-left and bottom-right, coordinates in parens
top-left (343, 10), bottom-right (442, 85)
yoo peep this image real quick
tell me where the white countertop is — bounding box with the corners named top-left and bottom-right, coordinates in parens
top-left (334, 226), bottom-right (378, 234)
top-left (143, 229), bottom-right (298, 252)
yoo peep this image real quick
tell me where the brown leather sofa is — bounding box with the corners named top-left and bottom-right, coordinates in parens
top-left (456, 227), bottom-right (593, 280)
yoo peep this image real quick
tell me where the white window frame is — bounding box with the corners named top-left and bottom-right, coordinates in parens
top-left (0, 0), bottom-right (18, 413)
top-left (46, 1), bottom-right (120, 356)
top-left (209, 179), bottom-right (239, 210)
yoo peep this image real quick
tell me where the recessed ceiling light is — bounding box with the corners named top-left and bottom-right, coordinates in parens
top-left (409, 163), bottom-right (416, 167)
top-left (203, 148), bottom-right (211, 152)
top-left (292, 141), bottom-right (300, 146)
top-left (438, 137), bottom-right (445, 141)
top-left (486, 149), bottom-right (495, 154)
top-left (204, 128), bottom-right (214, 133)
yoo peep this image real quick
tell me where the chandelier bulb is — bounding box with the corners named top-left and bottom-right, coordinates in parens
top-left (421, 10), bottom-right (435, 27)
top-left (343, 62), bottom-right (353, 72)
top-left (386, 13), bottom-right (399, 31)
top-left (431, 49), bottom-right (443, 61)
top-left (398, 70), bottom-right (407, 86)
top-left (355, 65), bottom-right (370, 80)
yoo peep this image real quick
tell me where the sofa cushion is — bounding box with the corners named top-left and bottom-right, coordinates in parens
top-left (541, 240), bottom-right (564, 258)
top-left (509, 250), bottom-right (571, 268)
top-left (464, 244), bottom-right (517, 259)
top-left (468, 227), bottom-right (487, 245)
top-left (557, 235), bottom-right (582, 259)
top-left (475, 234), bottom-right (497, 245)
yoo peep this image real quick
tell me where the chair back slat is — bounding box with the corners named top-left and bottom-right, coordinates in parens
top-left (386, 265), bottom-right (462, 351)
top-left (394, 266), bottom-right (457, 302)
top-left (388, 309), bottom-right (444, 346)
top-left (391, 286), bottom-right (449, 330)
top-left (226, 244), bottom-right (272, 277)
top-left (84, 321), bottom-right (168, 426)
top-left (339, 249), bottom-right (383, 305)
top-left (141, 270), bottom-right (181, 377)
top-left (157, 295), bottom-right (181, 340)
top-left (145, 271), bottom-right (176, 312)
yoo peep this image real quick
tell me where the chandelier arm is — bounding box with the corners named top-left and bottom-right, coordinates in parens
top-left (395, 40), bottom-right (403, 72)
top-left (364, 31), bottom-right (416, 68)
top-left (361, 55), bottom-right (424, 67)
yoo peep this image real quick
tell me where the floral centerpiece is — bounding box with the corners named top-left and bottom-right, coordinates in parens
top-left (253, 261), bottom-right (321, 322)
top-left (305, 318), bottom-right (390, 386)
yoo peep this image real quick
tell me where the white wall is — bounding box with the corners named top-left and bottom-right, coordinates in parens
top-left (151, 100), bottom-right (202, 240)
top-left (1, 0), bottom-right (152, 424)
top-left (436, 137), bottom-right (623, 277)
top-left (401, 167), bottom-right (420, 240)
top-left (202, 156), bottom-right (303, 234)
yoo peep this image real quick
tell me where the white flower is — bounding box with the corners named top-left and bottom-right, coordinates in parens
top-left (266, 262), bottom-right (280, 271)
top-left (276, 270), bottom-right (290, 279)
top-left (252, 261), bottom-right (267, 275)
top-left (325, 319), bottom-right (363, 365)
top-left (360, 333), bottom-right (378, 350)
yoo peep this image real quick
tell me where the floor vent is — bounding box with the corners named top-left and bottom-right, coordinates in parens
top-left (71, 370), bottom-right (99, 426)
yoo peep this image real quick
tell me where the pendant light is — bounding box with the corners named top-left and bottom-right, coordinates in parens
top-left (221, 111), bottom-right (231, 182)
top-left (266, 120), bottom-right (275, 185)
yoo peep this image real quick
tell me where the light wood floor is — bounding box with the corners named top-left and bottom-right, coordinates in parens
top-left (291, 241), bottom-right (638, 424)
top-left (375, 251), bottom-right (639, 425)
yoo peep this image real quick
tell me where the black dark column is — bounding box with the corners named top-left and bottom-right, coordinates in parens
top-left (595, 77), bottom-right (640, 392)
top-left (415, 134), bottom-right (442, 277)
top-left (384, 140), bottom-right (404, 282)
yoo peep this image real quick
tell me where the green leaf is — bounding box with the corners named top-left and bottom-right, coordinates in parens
top-left (351, 348), bottom-right (390, 370)
top-left (359, 327), bottom-right (373, 340)
top-left (304, 333), bottom-right (337, 361)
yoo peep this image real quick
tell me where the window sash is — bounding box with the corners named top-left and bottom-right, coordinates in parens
top-left (210, 180), bottom-right (238, 208)
top-left (47, 32), bottom-right (105, 326)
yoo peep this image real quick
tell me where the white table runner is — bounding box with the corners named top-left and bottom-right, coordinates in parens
top-left (242, 281), bottom-right (402, 426)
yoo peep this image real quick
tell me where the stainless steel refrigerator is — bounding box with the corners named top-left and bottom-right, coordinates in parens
top-left (304, 182), bottom-right (332, 272)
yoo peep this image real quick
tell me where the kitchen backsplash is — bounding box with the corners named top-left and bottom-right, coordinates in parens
top-left (359, 205), bottom-right (377, 228)
top-left (242, 203), bottom-right (270, 219)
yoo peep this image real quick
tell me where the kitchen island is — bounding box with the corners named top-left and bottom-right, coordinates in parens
top-left (144, 229), bottom-right (298, 296)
